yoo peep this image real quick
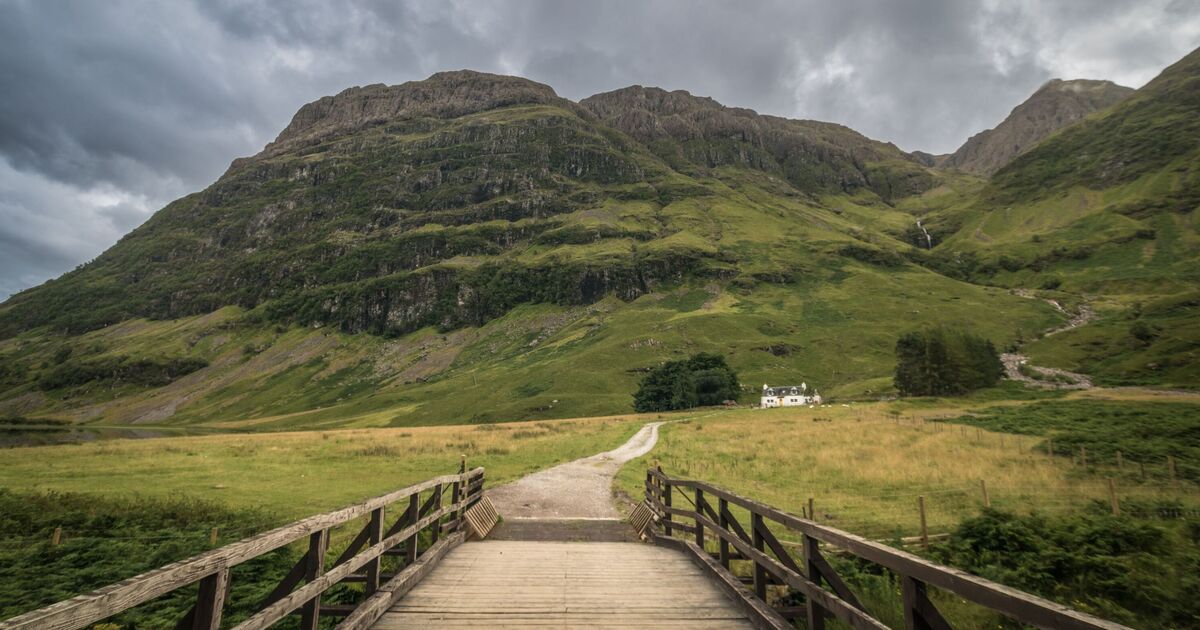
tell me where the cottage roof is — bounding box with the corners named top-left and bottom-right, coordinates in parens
top-left (762, 385), bottom-right (809, 397)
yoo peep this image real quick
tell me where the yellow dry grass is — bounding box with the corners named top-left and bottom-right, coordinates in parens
top-left (616, 403), bottom-right (1199, 539)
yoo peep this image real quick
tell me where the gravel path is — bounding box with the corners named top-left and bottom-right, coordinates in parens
top-left (488, 422), bottom-right (663, 520)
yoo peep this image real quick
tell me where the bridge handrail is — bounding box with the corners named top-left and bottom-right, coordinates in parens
top-left (646, 467), bottom-right (1130, 630)
top-left (0, 466), bottom-right (485, 630)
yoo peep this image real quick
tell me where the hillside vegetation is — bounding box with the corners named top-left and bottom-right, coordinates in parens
top-left (2, 46), bottom-right (1199, 428)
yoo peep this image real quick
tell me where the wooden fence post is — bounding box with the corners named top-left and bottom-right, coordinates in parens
top-left (751, 513), bottom-right (767, 600)
top-left (918, 496), bottom-right (928, 549)
top-left (209, 527), bottom-right (218, 546)
top-left (980, 479), bottom-right (990, 508)
top-left (694, 488), bottom-right (705, 549)
top-left (366, 507), bottom-right (384, 595)
top-left (1047, 437), bottom-right (1054, 458)
top-left (808, 497), bottom-right (815, 522)
top-left (717, 497), bottom-right (730, 569)
top-left (1108, 479), bottom-right (1119, 516)
top-left (50, 526), bottom-right (61, 547)
top-left (406, 493), bottom-right (419, 565)
top-left (662, 469), bottom-right (673, 537)
top-left (192, 568), bottom-right (229, 630)
top-left (299, 529), bottom-right (327, 630)
top-left (430, 484), bottom-right (442, 545)
top-left (804, 533), bottom-right (826, 630)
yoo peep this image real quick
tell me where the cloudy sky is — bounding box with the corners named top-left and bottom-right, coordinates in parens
top-left (2, 0), bottom-right (1198, 299)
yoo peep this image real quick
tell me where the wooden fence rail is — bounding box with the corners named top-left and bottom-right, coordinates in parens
top-left (644, 467), bottom-right (1131, 630)
top-left (0, 466), bottom-right (485, 630)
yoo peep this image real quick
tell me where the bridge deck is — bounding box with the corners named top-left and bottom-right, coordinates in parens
top-left (373, 540), bottom-right (755, 629)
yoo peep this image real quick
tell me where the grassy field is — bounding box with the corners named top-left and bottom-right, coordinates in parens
top-left (614, 399), bottom-right (1200, 540)
top-left (0, 413), bottom-right (650, 520)
top-left (613, 396), bottom-right (1200, 628)
top-left (0, 412), bottom-right (658, 624)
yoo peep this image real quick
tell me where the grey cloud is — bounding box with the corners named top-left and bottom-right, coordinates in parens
top-left (1, 0), bottom-right (1198, 299)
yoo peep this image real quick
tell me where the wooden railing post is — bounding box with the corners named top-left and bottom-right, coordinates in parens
top-left (190, 568), bottom-right (229, 630)
top-left (751, 513), bottom-right (767, 600)
top-left (406, 493), bottom-right (419, 564)
top-left (902, 575), bottom-right (951, 630)
top-left (694, 488), bottom-right (705, 549)
top-left (804, 534), bottom-right (826, 630)
top-left (430, 484), bottom-right (443, 545)
top-left (299, 529), bottom-right (328, 630)
top-left (451, 476), bottom-right (462, 534)
top-left (365, 507), bottom-right (384, 595)
top-left (661, 467), bottom-right (673, 537)
top-left (718, 497), bottom-right (730, 569)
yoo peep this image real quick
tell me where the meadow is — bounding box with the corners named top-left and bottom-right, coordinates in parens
top-left (0, 412), bottom-right (662, 624)
top-left (615, 397), bottom-right (1199, 539)
top-left (613, 395), bottom-right (1200, 627)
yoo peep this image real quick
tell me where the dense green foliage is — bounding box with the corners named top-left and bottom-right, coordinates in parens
top-left (893, 328), bottom-right (1003, 396)
top-left (0, 489), bottom-right (292, 626)
top-left (37, 356), bottom-right (207, 390)
top-left (943, 400), bottom-right (1200, 482)
top-left (632, 353), bottom-right (740, 412)
top-left (935, 507), bottom-right (1200, 627)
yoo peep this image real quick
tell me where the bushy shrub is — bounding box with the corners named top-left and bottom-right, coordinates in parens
top-left (893, 327), bottom-right (1003, 396)
top-left (633, 353), bottom-right (739, 412)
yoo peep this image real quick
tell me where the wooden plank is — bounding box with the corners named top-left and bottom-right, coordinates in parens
top-left (655, 536), bottom-right (791, 630)
top-left (377, 541), bottom-right (757, 629)
top-left (335, 532), bottom-right (464, 630)
top-left (0, 468), bottom-right (483, 630)
top-left (650, 469), bottom-right (1131, 630)
top-left (691, 511), bottom-right (889, 630)
top-left (232, 502), bottom-right (458, 630)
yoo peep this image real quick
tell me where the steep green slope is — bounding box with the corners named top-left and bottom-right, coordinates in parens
top-left (917, 47), bottom-right (1200, 387)
top-left (8, 53), bottom-right (1199, 428)
top-left (940, 78), bottom-right (1134, 176)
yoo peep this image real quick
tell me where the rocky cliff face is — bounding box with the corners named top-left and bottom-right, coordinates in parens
top-left (0, 70), bottom-right (939, 339)
top-left (581, 86), bottom-right (935, 199)
top-left (262, 70), bottom-right (582, 156)
top-left (942, 79), bottom-right (1134, 176)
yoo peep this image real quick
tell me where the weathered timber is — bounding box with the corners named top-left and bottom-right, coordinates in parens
top-left (0, 468), bottom-right (482, 630)
top-left (647, 468), bottom-right (1131, 630)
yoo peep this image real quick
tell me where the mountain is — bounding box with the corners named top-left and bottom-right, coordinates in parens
top-left (920, 48), bottom-right (1200, 387)
top-left (3, 48), bottom-right (1198, 429)
top-left (941, 79), bottom-right (1134, 176)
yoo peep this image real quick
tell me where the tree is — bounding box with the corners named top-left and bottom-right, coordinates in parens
top-left (894, 327), bottom-right (1003, 396)
top-left (633, 353), bottom-right (740, 412)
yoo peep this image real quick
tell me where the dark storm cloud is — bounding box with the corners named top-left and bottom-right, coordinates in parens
top-left (2, 0), bottom-right (1198, 299)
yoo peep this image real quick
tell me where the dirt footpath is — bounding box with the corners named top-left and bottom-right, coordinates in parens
top-left (488, 422), bottom-right (663, 519)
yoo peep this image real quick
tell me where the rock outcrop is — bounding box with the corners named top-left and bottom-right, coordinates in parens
top-left (942, 79), bottom-right (1134, 176)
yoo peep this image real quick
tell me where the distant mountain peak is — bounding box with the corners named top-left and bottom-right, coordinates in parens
top-left (941, 77), bottom-right (1134, 176)
top-left (266, 70), bottom-right (572, 154)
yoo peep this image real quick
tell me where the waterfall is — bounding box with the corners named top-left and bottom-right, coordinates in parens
top-left (916, 220), bottom-right (933, 249)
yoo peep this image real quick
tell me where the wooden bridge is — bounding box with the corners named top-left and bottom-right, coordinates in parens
top-left (0, 465), bottom-right (1132, 629)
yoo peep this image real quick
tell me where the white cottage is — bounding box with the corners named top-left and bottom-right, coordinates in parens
top-left (760, 383), bottom-right (821, 408)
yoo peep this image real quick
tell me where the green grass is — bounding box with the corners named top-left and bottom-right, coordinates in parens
top-left (0, 490), bottom-right (293, 626)
top-left (0, 414), bottom-right (648, 624)
top-left (614, 399), bottom-right (1200, 628)
top-left (941, 399), bottom-right (1200, 482)
top-left (0, 415), bottom-right (644, 518)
